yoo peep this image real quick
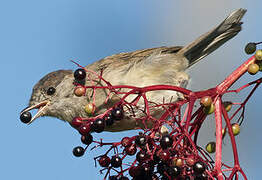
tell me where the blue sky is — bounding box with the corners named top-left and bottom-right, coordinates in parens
top-left (1, 0), bottom-right (262, 179)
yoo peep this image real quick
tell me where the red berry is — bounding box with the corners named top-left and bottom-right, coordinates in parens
top-left (78, 124), bottom-right (91, 135)
top-left (98, 155), bottom-right (111, 167)
top-left (124, 144), bottom-right (137, 156)
top-left (71, 117), bottom-right (83, 128)
top-left (121, 137), bottom-right (132, 147)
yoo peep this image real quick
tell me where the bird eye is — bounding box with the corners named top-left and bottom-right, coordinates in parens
top-left (46, 87), bottom-right (56, 95)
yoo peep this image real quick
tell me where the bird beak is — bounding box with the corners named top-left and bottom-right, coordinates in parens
top-left (20, 100), bottom-right (50, 124)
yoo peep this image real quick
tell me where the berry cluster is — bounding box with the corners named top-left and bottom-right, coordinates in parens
top-left (20, 43), bottom-right (262, 180)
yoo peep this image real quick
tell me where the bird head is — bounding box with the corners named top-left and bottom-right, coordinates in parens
top-left (20, 70), bottom-right (89, 124)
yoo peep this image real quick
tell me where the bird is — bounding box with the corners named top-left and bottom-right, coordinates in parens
top-left (20, 9), bottom-right (246, 132)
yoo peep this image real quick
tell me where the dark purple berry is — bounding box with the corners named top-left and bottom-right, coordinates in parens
top-left (98, 155), bottom-right (111, 167)
top-left (105, 114), bottom-right (114, 126)
top-left (153, 153), bottom-right (160, 164)
top-left (20, 111), bottom-right (32, 123)
top-left (111, 106), bottom-right (124, 120)
top-left (167, 166), bottom-right (181, 177)
top-left (108, 176), bottom-right (118, 180)
top-left (92, 118), bottom-right (105, 133)
top-left (193, 161), bottom-right (206, 175)
top-left (74, 68), bottom-right (86, 81)
top-left (158, 149), bottom-right (170, 162)
top-left (111, 156), bottom-right (122, 168)
top-left (152, 174), bottom-right (159, 180)
top-left (195, 172), bottom-right (208, 180)
top-left (119, 176), bottom-right (129, 180)
top-left (135, 134), bottom-right (147, 147)
top-left (141, 163), bottom-right (154, 176)
top-left (129, 166), bottom-right (141, 177)
top-left (157, 162), bottom-right (169, 174)
top-left (160, 134), bottom-right (173, 149)
top-left (81, 134), bottom-right (93, 145)
top-left (136, 151), bottom-right (148, 163)
top-left (72, 146), bottom-right (85, 157)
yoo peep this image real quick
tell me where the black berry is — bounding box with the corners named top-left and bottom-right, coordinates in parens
top-left (119, 176), bottom-right (129, 180)
top-left (129, 166), bottom-right (141, 177)
top-left (193, 161), bottom-right (206, 175)
top-left (195, 173), bottom-right (208, 180)
top-left (135, 134), bottom-right (147, 147)
top-left (105, 114), bottom-right (114, 126)
top-left (160, 134), bottom-right (173, 149)
top-left (92, 118), bottom-right (105, 133)
top-left (141, 163), bottom-right (154, 176)
top-left (136, 151), bottom-right (148, 163)
top-left (20, 111), bottom-right (32, 123)
top-left (81, 134), bottom-right (93, 145)
top-left (109, 176), bottom-right (118, 180)
top-left (73, 146), bottom-right (85, 157)
top-left (111, 156), bottom-right (122, 168)
top-left (157, 162), bottom-right (169, 174)
top-left (111, 106), bottom-right (124, 120)
top-left (167, 166), bottom-right (181, 177)
top-left (74, 68), bottom-right (86, 81)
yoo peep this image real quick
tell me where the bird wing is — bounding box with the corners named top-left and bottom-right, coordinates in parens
top-left (86, 46), bottom-right (183, 71)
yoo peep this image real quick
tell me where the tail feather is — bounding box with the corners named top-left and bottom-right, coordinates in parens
top-left (178, 8), bottom-right (246, 67)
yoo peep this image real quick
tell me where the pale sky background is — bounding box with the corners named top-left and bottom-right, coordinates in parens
top-left (1, 0), bottom-right (262, 179)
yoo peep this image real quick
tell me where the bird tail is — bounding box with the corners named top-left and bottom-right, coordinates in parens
top-left (177, 8), bottom-right (246, 67)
